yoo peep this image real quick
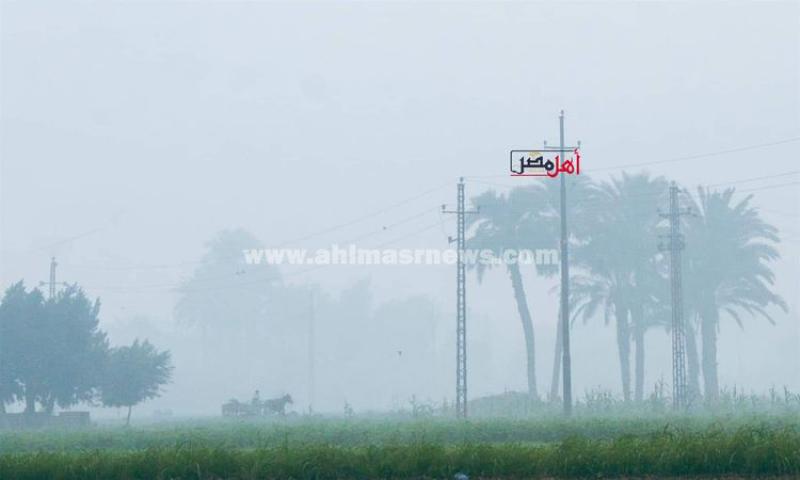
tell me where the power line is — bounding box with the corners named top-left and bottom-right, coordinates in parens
top-left (49, 165), bottom-right (800, 295)
top-left (270, 184), bottom-right (449, 247)
top-left (166, 208), bottom-right (442, 290)
top-left (61, 184), bottom-right (450, 272)
top-left (58, 186), bottom-right (452, 292)
top-left (466, 169), bottom-right (800, 194)
top-left (373, 219), bottom-right (451, 249)
top-left (80, 176), bottom-right (798, 293)
top-left (588, 137), bottom-right (800, 172)
top-left (736, 181), bottom-right (800, 194)
top-left (78, 215), bottom-right (454, 294)
top-left (759, 207), bottom-right (800, 218)
top-left (703, 170), bottom-right (800, 189)
top-left (56, 164), bottom-right (799, 276)
top-left (463, 136), bottom-right (800, 179)
top-left (464, 171), bottom-right (800, 215)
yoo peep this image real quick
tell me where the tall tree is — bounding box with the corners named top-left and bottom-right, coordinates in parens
top-left (100, 339), bottom-right (173, 426)
top-left (684, 316), bottom-right (702, 401)
top-left (42, 285), bottom-right (109, 412)
top-left (175, 229), bottom-right (280, 333)
top-left (0, 282), bottom-right (32, 412)
top-left (572, 172), bottom-right (668, 402)
top-left (468, 177), bottom-right (595, 400)
top-left (0, 282), bottom-right (108, 413)
top-left (174, 228), bottom-right (280, 385)
top-left (520, 176), bottom-right (599, 401)
top-left (468, 187), bottom-right (542, 399)
top-left (684, 187), bottom-right (786, 402)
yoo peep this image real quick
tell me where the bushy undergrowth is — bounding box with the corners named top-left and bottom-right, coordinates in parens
top-left (465, 386), bottom-right (800, 418)
top-left (2, 414), bottom-right (799, 453)
top-left (2, 412), bottom-right (799, 478)
top-left (1, 424), bottom-right (799, 479)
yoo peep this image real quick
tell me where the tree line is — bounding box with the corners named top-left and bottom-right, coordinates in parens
top-left (0, 282), bottom-right (172, 425)
top-left (468, 172), bottom-right (787, 404)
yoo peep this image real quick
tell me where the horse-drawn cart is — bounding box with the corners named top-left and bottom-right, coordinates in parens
top-left (222, 392), bottom-right (293, 417)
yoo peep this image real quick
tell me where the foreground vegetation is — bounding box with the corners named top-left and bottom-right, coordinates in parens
top-left (1, 415), bottom-right (799, 478)
top-left (2, 413), bottom-right (800, 452)
top-left (1, 425), bottom-right (799, 479)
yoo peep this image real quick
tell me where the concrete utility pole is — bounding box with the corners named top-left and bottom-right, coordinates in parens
top-left (308, 289), bottom-right (316, 413)
top-left (659, 182), bottom-right (691, 409)
top-left (442, 177), bottom-right (478, 418)
top-left (49, 257), bottom-right (57, 299)
top-left (538, 112), bottom-right (579, 415)
top-left (39, 257), bottom-right (59, 300)
top-left (557, 111), bottom-right (573, 416)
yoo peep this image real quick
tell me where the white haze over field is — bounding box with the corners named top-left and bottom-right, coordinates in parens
top-left (1, 1), bottom-right (798, 416)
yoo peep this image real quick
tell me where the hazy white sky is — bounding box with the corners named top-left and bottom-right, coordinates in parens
top-left (1, 1), bottom-right (798, 411)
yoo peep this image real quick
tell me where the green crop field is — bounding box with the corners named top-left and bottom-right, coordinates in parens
top-left (1, 414), bottom-right (799, 479)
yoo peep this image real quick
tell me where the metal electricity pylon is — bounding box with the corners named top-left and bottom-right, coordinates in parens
top-left (659, 181), bottom-right (692, 409)
top-left (442, 177), bottom-right (478, 418)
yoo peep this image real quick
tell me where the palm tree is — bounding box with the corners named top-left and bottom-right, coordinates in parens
top-left (683, 187), bottom-right (787, 402)
top-left (175, 229), bottom-right (280, 334)
top-left (572, 172), bottom-right (668, 402)
top-left (467, 187), bottom-right (543, 399)
top-left (684, 313), bottom-right (702, 402)
top-left (174, 229), bottom-right (281, 388)
top-left (630, 262), bottom-right (670, 402)
top-left (520, 175), bottom-right (601, 401)
top-left (468, 176), bottom-right (596, 401)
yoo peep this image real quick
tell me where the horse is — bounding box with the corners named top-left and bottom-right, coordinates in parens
top-left (262, 394), bottom-right (293, 416)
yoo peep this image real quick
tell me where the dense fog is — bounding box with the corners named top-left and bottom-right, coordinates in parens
top-left (1, 1), bottom-right (797, 419)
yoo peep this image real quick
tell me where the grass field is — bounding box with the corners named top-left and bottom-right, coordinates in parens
top-left (1, 414), bottom-right (799, 479)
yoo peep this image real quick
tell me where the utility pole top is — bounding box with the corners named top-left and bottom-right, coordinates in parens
top-left (48, 257), bottom-right (58, 300)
